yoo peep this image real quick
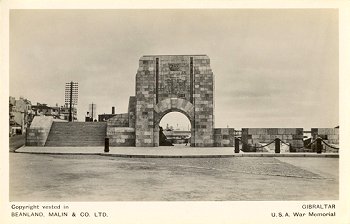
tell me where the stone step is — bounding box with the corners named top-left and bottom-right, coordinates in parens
top-left (45, 122), bottom-right (107, 146)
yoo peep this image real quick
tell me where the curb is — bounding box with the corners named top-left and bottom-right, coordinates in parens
top-left (13, 151), bottom-right (339, 158)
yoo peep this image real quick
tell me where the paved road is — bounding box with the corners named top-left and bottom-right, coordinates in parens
top-left (275, 157), bottom-right (338, 179)
top-left (9, 153), bottom-right (338, 201)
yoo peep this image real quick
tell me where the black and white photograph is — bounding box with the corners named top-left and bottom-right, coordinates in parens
top-left (1, 1), bottom-right (350, 224)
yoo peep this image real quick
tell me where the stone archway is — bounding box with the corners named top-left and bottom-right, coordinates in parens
top-left (134, 55), bottom-right (214, 147)
top-left (153, 98), bottom-right (194, 146)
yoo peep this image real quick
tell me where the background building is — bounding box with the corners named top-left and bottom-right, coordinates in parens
top-left (32, 103), bottom-right (59, 118)
top-left (60, 103), bottom-right (77, 121)
top-left (9, 95), bottom-right (78, 137)
top-left (31, 102), bottom-right (77, 121)
top-left (88, 103), bottom-right (97, 121)
top-left (98, 106), bottom-right (116, 122)
top-left (9, 96), bottom-right (33, 135)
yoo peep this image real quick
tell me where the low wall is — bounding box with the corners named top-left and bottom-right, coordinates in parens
top-left (213, 128), bottom-right (234, 147)
top-left (311, 128), bottom-right (339, 153)
top-left (241, 128), bottom-right (304, 152)
top-left (26, 116), bottom-right (54, 146)
top-left (107, 127), bottom-right (135, 146)
top-left (107, 113), bottom-right (129, 127)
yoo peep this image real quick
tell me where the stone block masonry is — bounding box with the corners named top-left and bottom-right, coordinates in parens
top-left (26, 116), bottom-right (53, 146)
top-left (311, 128), bottom-right (339, 144)
top-left (45, 122), bottom-right (107, 146)
top-left (135, 55), bottom-right (214, 147)
top-left (311, 128), bottom-right (339, 153)
top-left (107, 113), bottom-right (129, 127)
top-left (106, 112), bottom-right (136, 146)
top-left (26, 129), bottom-right (49, 146)
top-left (241, 128), bottom-right (304, 152)
top-left (107, 127), bottom-right (135, 146)
top-left (135, 57), bottom-right (156, 147)
top-left (214, 128), bottom-right (235, 147)
top-left (192, 56), bottom-right (214, 147)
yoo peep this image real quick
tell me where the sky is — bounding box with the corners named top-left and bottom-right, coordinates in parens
top-left (9, 9), bottom-right (339, 130)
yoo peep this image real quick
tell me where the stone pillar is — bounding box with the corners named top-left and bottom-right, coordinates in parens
top-left (135, 58), bottom-right (156, 147)
top-left (192, 56), bottom-right (214, 147)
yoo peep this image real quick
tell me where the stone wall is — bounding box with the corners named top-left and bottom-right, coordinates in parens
top-left (107, 127), bottom-right (135, 146)
top-left (241, 128), bottom-right (304, 152)
top-left (26, 116), bottom-right (54, 146)
top-left (106, 113), bottom-right (134, 146)
top-left (107, 113), bottom-right (129, 127)
top-left (311, 128), bottom-right (339, 153)
top-left (311, 128), bottom-right (339, 144)
top-left (213, 128), bottom-right (234, 147)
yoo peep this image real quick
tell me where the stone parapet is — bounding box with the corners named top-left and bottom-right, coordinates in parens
top-left (26, 116), bottom-right (54, 146)
top-left (241, 128), bottom-right (304, 152)
top-left (311, 128), bottom-right (339, 153)
top-left (213, 128), bottom-right (235, 147)
top-left (107, 113), bottom-right (129, 127)
top-left (107, 127), bottom-right (135, 146)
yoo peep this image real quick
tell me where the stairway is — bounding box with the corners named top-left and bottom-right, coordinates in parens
top-left (45, 122), bottom-right (107, 146)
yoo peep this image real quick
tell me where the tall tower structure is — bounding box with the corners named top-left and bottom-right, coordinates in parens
top-left (64, 81), bottom-right (78, 122)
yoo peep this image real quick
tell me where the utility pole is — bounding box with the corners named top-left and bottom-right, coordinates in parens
top-left (91, 102), bottom-right (94, 122)
top-left (65, 81), bottom-right (78, 122)
top-left (69, 82), bottom-right (73, 122)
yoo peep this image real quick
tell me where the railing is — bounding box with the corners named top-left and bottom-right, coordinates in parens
top-left (234, 137), bottom-right (339, 154)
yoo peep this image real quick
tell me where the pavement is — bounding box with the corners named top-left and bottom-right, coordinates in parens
top-left (9, 153), bottom-right (339, 201)
top-left (15, 145), bottom-right (339, 158)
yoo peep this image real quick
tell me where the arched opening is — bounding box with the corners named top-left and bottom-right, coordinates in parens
top-left (153, 98), bottom-right (194, 147)
top-left (159, 112), bottom-right (192, 147)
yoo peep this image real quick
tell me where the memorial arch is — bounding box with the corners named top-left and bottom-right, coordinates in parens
top-left (134, 55), bottom-right (214, 147)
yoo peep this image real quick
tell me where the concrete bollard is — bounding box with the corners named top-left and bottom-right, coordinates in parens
top-left (316, 138), bottom-right (322, 154)
top-left (234, 138), bottom-right (240, 153)
top-left (104, 137), bottom-right (109, 153)
top-left (275, 138), bottom-right (281, 153)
